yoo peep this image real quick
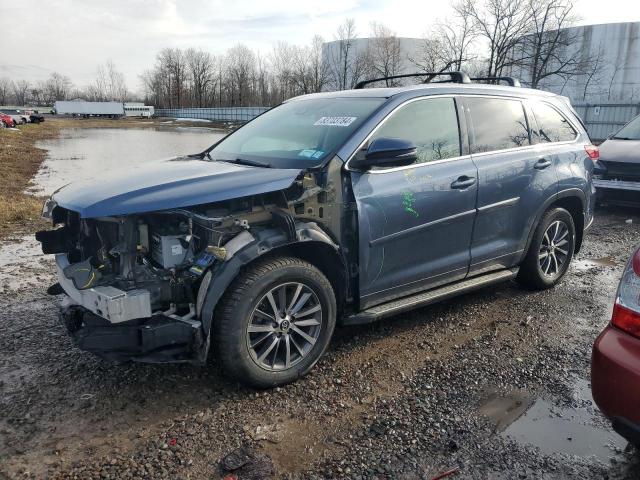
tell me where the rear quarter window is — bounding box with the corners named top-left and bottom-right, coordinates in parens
top-left (531, 101), bottom-right (577, 143)
top-left (466, 97), bottom-right (530, 153)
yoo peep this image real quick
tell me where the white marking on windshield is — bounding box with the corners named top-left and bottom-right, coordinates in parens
top-left (314, 116), bottom-right (357, 127)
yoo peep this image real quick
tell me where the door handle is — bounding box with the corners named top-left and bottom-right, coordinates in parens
top-left (534, 158), bottom-right (552, 170)
top-left (450, 176), bottom-right (476, 189)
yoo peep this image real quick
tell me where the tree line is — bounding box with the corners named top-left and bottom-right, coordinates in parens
top-left (0, 0), bottom-right (627, 108)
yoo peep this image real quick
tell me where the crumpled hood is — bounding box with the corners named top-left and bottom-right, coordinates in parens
top-left (599, 138), bottom-right (640, 164)
top-left (53, 156), bottom-right (302, 218)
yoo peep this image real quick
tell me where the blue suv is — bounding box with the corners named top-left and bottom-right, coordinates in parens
top-left (36, 72), bottom-right (596, 387)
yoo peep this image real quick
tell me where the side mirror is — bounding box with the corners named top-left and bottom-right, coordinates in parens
top-left (350, 137), bottom-right (417, 170)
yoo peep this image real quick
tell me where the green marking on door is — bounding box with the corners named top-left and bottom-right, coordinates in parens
top-left (402, 191), bottom-right (419, 217)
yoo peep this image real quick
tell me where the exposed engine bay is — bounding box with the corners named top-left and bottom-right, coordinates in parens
top-left (35, 168), bottom-right (347, 363)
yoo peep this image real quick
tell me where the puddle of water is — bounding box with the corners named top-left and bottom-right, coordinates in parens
top-left (488, 380), bottom-right (627, 462)
top-left (572, 256), bottom-right (619, 272)
top-left (31, 127), bottom-right (227, 195)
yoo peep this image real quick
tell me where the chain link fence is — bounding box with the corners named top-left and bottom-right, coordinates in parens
top-left (573, 103), bottom-right (640, 142)
top-left (154, 107), bottom-right (269, 123)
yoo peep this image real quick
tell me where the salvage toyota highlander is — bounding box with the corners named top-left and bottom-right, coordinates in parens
top-left (36, 72), bottom-right (597, 388)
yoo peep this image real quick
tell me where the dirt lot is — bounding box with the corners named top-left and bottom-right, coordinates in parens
top-left (1, 120), bottom-right (640, 479)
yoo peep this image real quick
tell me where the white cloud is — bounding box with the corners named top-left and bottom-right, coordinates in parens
top-left (1, 0), bottom-right (640, 92)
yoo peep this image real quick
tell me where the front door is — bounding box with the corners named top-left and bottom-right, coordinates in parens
top-left (349, 97), bottom-right (478, 309)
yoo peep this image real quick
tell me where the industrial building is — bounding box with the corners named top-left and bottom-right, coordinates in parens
top-left (321, 37), bottom-right (423, 90)
top-left (507, 22), bottom-right (640, 104)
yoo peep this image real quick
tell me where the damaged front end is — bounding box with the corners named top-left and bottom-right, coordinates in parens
top-left (36, 164), bottom-right (344, 364)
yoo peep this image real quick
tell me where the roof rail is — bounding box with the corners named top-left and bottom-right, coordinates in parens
top-left (354, 71), bottom-right (471, 89)
top-left (470, 76), bottom-right (521, 87)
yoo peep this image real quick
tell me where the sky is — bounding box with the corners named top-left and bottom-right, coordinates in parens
top-left (2, 0), bottom-right (640, 93)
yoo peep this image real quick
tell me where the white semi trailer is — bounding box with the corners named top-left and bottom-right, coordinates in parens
top-left (53, 101), bottom-right (125, 117)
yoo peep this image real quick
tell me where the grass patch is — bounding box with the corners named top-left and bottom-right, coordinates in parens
top-left (0, 121), bottom-right (61, 239)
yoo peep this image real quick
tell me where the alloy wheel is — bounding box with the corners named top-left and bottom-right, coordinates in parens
top-left (246, 282), bottom-right (323, 371)
top-left (538, 220), bottom-right (570, 277)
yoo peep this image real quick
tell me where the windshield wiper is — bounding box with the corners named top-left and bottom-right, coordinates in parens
top-left (613, 136), bottom-right (635, 140)
top-left (220, 157), bottom-right (272, 168)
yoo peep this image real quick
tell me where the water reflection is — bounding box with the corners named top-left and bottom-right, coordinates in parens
top-left (32, 127), bottom-right (227, 195)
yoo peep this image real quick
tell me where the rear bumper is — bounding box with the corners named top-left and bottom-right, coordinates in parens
top-left (594, 179), bottom-right (640, 206)
top-left (591, 324), bottom-right (640, 446)
top-left (594, 178), bottom-right (640, 192)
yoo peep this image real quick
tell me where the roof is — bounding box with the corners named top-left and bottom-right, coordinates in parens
top-left (287, 83), bottom-right (558, 102)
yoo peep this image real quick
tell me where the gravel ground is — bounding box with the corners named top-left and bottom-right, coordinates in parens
top-left (1, 207), bottom-right (640, 479)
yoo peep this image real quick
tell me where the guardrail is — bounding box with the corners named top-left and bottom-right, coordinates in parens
top-left (155, 107), bottom-right (269, 123)
top-left (573, 103), bottom-right (640, 142)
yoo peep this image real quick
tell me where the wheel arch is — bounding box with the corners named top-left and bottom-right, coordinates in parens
top-left (199, 222), bottom-right (348, 336)
top-left (522, 188), bottom-right (586, 261)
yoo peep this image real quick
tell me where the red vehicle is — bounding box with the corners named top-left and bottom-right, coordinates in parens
top-left (592, 245), bottom-right (640, 448)
top-left (0, 113), bottom-right (15, 128)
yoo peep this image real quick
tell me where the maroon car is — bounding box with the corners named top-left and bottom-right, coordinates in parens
top-left (0, 112), bottom-right (15, 128)
top-left (592, 245), bottom-right (640, 448)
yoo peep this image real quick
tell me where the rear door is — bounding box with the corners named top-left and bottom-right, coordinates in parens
top-left (463, 96), bottom-right (558, 275)
top-left (349, 96), bottom-right (478, 308)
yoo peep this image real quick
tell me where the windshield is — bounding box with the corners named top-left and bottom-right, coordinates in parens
top-left (614, 115), bottom-right (640, 140)
top-left (207, 97), bottom-right (385, 168)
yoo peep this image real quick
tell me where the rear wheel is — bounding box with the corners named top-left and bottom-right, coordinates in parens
top-left (214, 256), bottom-right (336, 388)
top-left (517, 207), bottom-right (575, 290)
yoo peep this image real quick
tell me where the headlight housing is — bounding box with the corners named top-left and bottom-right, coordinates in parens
top-left (41, 197), bottom-right (57, 219)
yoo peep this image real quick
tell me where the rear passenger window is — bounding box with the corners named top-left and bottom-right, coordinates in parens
top-left (369, 97), bottom-right (461, 164)
top-left (466, 98), bottom-right (530, 153)
top-left (531, 102), bottom-right (577, 143)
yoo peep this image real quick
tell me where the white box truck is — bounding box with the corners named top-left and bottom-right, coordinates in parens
top-left (53, 101), bottom-right (124, 117)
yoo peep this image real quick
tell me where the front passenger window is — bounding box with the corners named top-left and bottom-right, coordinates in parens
top-left (369, 98), bottom-right (461, 164)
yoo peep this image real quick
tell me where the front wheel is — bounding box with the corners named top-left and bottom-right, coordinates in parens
top-left (214, 256), bottom-right (336, 388)
top-left (517, 207), bottom-right (575, 290)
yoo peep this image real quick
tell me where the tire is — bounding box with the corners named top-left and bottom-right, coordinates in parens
top-left (517, 207), bottom-right (575, 290)
top-left (214, 256), bottom-right (336, 388)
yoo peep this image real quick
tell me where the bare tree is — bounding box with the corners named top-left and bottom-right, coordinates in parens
top-left (368, 22), bottom-right (403, 85)
top-left (308, 35), bottom-right (329, 93)
top-left (409, 36), bottom-right (456, 75)
top-left (186, 48), bottom-right (216, 107)
top-left (458, 0), bottom-right (532, 77)
top-left (270, 42), bottom-right (296, 101)
top-left (226, 44), bottom-right (257, 106)
top-left (139, 69), bottom-right (162, 107)
top-left (437, 5), bottom-right (478, 71)
top-left (45, 72), bottom-right (72, 102)
top-left (90, 60), bottom-right (127, 101)
top-left (580, 46), bottom-right (605, 100)
top-left (289, 36), bottom-right (330, 94)
top-left (12, 80), bottom-right (30, 106)
top-left (607, 58), bottom-right (625, 101)
top-left (327, 18), bottom-right (361, 90)
top-left (0, 78), bottom-right (12, 105)
top-left (511, 0), bottom-right (581, 89)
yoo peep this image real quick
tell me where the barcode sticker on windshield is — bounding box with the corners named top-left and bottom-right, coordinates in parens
top-left (314, 116), bottom-right (357, 127)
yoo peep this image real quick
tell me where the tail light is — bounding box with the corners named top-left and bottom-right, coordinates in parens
top-left (584, 145), bottom-right (599, 162)
top-left (612, 247), bottom-right (640, 338)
